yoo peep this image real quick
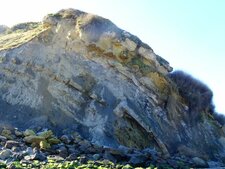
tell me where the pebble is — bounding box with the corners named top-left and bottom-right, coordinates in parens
top-left (56, 146), bottom-right (68, 158)
top-left (60, 135), bottom-right (71, 144)
top-left (208, 160), bottom-right (223, 168)
top-left (47, 155), bottom-right (64, 162)
top-left (78, 155), bottom-right (88, 164)
top-left (0, 135), bottom-right (7, 142)
top-left (66, 153), bottom-right (78, 161)
top-left (103, 152), bottom-right (117, 163)
top-left (14, 130), bottom-right (23, 137)
top-left (118, 145), bottom-right (133, 154)
top-left (128, 154), bottom-right (148, 166)
top-left (12, 152), bottom-right (24, 160)
top-left (24, 151), bottom-right (46, 161)
top-left (93, 153), bottom-right (101, 160)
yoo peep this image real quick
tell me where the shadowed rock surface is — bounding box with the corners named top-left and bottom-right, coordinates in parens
top-left (0, 9), bottom-right (225, 166)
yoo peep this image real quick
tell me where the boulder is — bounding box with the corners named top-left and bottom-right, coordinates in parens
top-left (4, 140), bottom-right (20, 149)
top-left (0, 149), bottom-right (12, 160)
top-left (1, 129), bottom-right (13, 140)
top-left (192, 157), bottom-right (208, 168)
top-left (24, 136), bottom-right (45, 144)
top-left (0, 136), bottom-right (7, 142)
top-left (37, 130), bottom-right (53, 139)
top-left (23, 129), bottom-right (36, 137)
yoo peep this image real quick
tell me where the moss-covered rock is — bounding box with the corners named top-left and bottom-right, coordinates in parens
top-left (40, 140), bottom-right (51, 150)
top-left (47, 137), bottom-right (61, 144)
top-left (24, 129), bottom-right (36, 137)
top-left (24, 135), bottom-right (45, 144)
top-left (1, 129), bottom-right (13, 140)
top-left (38, 130), bottom-right (53, 139)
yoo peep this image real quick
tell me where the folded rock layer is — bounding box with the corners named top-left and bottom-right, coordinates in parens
top-left (0, 9), bottom-right (224, 164)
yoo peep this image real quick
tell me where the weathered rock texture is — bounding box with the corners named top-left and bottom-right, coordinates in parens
top-left (0, 25), bottom-right (8, 34)
top-left (0, 9), bottom-right (224, 164)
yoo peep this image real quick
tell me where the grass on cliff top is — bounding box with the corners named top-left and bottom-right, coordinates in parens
top-left (0, 23), bottom-right (49, 51)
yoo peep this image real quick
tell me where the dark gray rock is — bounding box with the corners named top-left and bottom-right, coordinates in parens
top-left (11, 146), bottom-right (21, 152)
top-left (4, 140), bottom-right (20, 149)
top-left (167, 159), bottom-right (179, 168)
top-left (0, 136), bottom-right (7, 142)
top-left (66, 145), bottom-right (77, 154)
top-left (91, 144), bottom-right (104, 154)
top-left (207, 161), bottom-right (223, 168)
top-left (60, 135), bottom-right (71, 144)
top-left (92, 154), bottom-right (101, 160)
top-left (6, 163), bottom-right (17, 169)
top-left (56, 146), bottom-right (68, 158)
top-left (51, 144), bottom-right (60, 151)
top-left (12, 152), bottom-right (24, 160)
top-left (78, 155), bottom-right (88, 164)
top-left (66, 153), bottom-right (78, 161)
top-left (118, 145), bottom-right (133, 154)
top-left (142, 148), bottom-right (159, 161)
top-left (22, 147), bottom-right (33, 156)
top-left (103, 152), bottom-right (117, 163)
top-left (47, 155), bottom-right (64, 162)
top-left (0, 149), bottom-right (12, 160)
top-left (24, 148), bottom-right (47, 161)
top-left (29, 152), bottom-right (47, 161)
top-left (192, 157), bottom-right (208, 168)
top-left (103, 147), bottom-right (128, 162)
top-left (78, 140), bottom-right (91, 153)
top-left (19, 159), bottom-right (32, 165)
top-left (128, 153), bottom-right (148, 166)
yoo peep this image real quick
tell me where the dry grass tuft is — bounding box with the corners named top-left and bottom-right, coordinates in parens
top-left (0, 24), bottom-right (50, 51)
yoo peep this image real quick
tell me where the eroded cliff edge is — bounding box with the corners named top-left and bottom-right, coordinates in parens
top-left (0, 9), bottom-right (225, 166)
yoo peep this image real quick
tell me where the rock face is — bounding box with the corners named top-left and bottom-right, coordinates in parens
top-left (0, 25), bottom-right (8, 34)
top-left (0, 9), bottom-right (225, 164)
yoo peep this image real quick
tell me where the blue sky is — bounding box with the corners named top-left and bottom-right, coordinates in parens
top-left (0, 0), bottom-right (224, 114)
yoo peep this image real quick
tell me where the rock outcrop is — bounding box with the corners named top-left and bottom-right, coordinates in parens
top-left (0, 25), bottom-right (8, 34)
top-left (0, 9), bottom-right (225, 166)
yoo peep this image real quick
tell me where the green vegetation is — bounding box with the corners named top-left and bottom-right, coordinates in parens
top-left (128, 57), bottom-right (155, 75)
top-left (0, 159), bottom-right (161, 169)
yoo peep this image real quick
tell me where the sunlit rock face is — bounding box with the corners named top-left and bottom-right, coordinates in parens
top-left (0, 9), bottom-right (225, 163)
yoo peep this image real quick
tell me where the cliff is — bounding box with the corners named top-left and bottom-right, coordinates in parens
top-left (0, 9), bottom-right (224, 168)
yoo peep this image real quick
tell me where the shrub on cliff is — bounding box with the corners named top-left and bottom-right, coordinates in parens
top-left (168, 71), bottom-right (213, 115)
top-left (212, 113), bottom-right (225, 126)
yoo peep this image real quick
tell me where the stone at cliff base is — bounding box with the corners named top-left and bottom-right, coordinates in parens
top-left (23, 130), bottom-right (36, 137)
top-left (24, 136), bottom-right (45, 144)
top-left (0, 149), bottom-right (12, 160)
top-left (4, 140), bottom-right (20, 149)
top-left (192, 157), bottom-right (208, 168)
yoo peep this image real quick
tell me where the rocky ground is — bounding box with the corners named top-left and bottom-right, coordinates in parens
top-left (0, 127), bottom-right (215, 169)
